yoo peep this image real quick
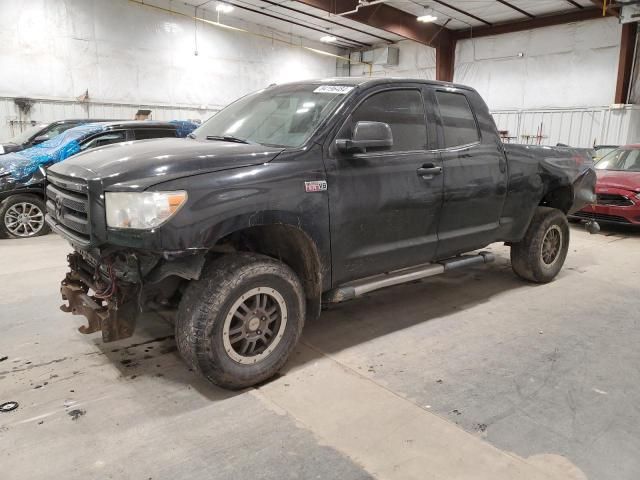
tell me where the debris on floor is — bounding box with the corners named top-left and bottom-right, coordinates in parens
top-left (0, 401), bottom-right (19, 412)
top-left (68, 409), bottom-right (86, 421)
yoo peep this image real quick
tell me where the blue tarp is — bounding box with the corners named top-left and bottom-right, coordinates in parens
top-left (0, 120), bottom-right (199, 182)
top-left (170, 120), bottom-right (199, 138)
top-left (0, 123), bottom-right (107, 181)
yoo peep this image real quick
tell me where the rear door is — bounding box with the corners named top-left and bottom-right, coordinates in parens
top-left (326, 85), bottom-right (444, 285)
top-left (432, 88), bottom-right (508, 257)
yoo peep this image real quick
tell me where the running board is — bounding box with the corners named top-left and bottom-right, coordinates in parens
top-left (323, 251), bottom-right (494, 303)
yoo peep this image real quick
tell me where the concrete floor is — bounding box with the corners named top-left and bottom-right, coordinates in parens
top-left (1, 224), bottom-right (639, 480)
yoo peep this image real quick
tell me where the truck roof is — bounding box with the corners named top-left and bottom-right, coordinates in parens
top-left (277, 77), bottom-right (475, 91)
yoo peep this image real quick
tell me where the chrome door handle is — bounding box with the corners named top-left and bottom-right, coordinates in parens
top-left (417, 164), bottom-right (442, 178)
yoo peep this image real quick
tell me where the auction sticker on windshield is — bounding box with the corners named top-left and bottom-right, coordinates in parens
top-left (313, 85), bottom-right (354, 94)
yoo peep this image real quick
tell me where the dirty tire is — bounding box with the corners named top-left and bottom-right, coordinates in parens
top-left (176, 253), bottom-right (305, 390)
top-left (510, 207), bottom-right (569, 283)
top-left (0, 194), bottom-right (50, 239)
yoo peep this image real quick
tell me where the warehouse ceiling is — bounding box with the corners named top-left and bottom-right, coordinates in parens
top-left (387, 0), bottom-right (601, 30)
top-left (179, 0), bottom-right (615, 48)
top-left (180, 0), bottom-right (404, 48)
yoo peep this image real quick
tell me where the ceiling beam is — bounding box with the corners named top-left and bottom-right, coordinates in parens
top-left (256, 0), bottom-right (395, 43)
top-left (431, 0), bottom-right (493, 26)
top-left (292, 0), bottom-right (454, 49)
top-left (221, 1), bottom-right (372, 47)
top-left (496, 0), bottom-right (535, 19)
top-left (454, 7), bottom-right (616, 40)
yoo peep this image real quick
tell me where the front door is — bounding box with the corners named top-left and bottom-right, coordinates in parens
top-left (326, 87), bottom-right (444, 286)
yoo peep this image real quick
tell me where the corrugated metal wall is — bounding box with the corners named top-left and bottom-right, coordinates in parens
top-left (492, 105), bottom-right (640, 148)
top-left (0, 97), bottom-right (219, 142)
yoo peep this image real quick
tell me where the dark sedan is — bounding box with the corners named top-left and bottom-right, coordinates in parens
top-left (0, 119), bottom-right (119, 155)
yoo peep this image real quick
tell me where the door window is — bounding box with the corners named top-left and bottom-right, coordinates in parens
top-left (435, 91), bottom-right (480, 148)
top-left (350, 89), bottom-right (427, 152)
top-left (80, 131), bottom-right (126, 151)
top-left (44, 123), bottom-right (77, 139)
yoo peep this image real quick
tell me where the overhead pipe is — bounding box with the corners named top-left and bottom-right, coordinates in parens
top-left (336, 0), bottom-right (389, 16)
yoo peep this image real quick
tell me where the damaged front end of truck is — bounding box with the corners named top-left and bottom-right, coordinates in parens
top-left (46, 169), bottom-right (209, 343)
top-left (60, 248), bottom-right (206, 342)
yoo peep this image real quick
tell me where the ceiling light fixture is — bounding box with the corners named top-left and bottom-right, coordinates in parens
top-left (320, 35), bottom-right (337, 43)
top-left (417, 7), bottom-right (437, 23)
top-left (216, 2), bottom-right (234, 13)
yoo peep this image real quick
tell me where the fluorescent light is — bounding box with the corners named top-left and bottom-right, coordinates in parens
top-left (216, 2), bottom-right (234, 13)
top-left (320, 35), bottom-right (337, 43)
top-left (417, 14), bottom-right (438, 22)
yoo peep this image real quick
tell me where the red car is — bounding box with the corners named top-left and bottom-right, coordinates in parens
top-left (572, 145), bottom-right (640, 226)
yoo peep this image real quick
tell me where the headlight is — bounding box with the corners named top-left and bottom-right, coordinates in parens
top-left (105, 191), bottom-right (187, 229)
top-left (636, 192), bottom-right (640, 200)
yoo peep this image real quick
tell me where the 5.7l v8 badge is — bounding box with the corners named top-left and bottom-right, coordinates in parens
top-left (305, 181), bottom-right (327, 193)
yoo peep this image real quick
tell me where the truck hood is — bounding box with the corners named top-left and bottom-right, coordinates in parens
top-left (48, 137), bottom-right (285, 190)
top-left (596, 169), bottom-right (640, 193)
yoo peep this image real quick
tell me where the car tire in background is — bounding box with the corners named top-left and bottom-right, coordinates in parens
top-left (0, 194), bottom-right (50, 239)
top-left (175, 253), bottom-right (305, 390)
top-left (510, 206), bottom-right (570, 283)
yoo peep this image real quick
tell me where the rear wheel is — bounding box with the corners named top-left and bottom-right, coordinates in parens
top-left (175, 253), bottom-right (305, 390)
top-left (0, 194), bottom-right (50, 239)
top-left (510, 207), bottom-right (569, 283)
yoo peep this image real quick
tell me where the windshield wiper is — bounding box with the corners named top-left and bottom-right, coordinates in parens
top-left (205, 135), bottom-right (251, 144)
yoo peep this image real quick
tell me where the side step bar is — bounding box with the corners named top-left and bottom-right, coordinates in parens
top-left (323, 251), bottom-right (494, 303)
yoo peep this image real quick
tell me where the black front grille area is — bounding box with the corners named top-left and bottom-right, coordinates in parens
top-left (46, 173), bottom-right (91, 244)
top-left (573, 211), bottom-right (632, 224)
top-left (596, 194), bottom-right (634, 207)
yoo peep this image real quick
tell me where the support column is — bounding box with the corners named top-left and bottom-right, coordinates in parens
top-left (436, 38), bottom-right (456, 82)
top-left (615, 23), bottom-right (638, 104)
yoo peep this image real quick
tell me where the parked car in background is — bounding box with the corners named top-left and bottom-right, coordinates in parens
top-left (593, 144), bottom-right (619, 162)
top-left (571, 145), bottom-right (640, 226)
top-left (0, 119), bottom-right (119, 155)
top-left (0, 120), bottom-right (195, 239)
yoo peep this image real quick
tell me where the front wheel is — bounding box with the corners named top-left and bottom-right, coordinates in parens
top-left (0, 194), bottom-right (50, 239)
top-left (175, 253), bottom-right (305, 390)
top-left (510, 207), bottom-right (570, 283)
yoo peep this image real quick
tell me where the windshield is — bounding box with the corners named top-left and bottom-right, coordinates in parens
top-left (191, 84), bottom-right (352, 147)
top-left (5, 124), bottom-right (47, 145)
top-left (594, 146), bottom-right (617, 159)
top-left (595, 148), bottom-right (640, 172)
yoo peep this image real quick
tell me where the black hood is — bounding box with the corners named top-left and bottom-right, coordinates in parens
top-left (48, 137), bottom-right (285, 191)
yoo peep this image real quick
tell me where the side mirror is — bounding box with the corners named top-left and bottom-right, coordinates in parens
top-left (336, 121), bottom-right (393, 153)
top-left (33, 135), bottom-right (49, 145)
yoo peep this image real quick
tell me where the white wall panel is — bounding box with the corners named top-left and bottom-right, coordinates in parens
top-left (455, 18), bottom-right (622, 109)
top-left (0, 0), bottom-right (338, 141)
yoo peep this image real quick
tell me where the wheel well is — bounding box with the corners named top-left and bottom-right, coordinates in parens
top-left (539, 186), bottom-right (572, 213)
top-left (213, 225), bottom-right (323, 319)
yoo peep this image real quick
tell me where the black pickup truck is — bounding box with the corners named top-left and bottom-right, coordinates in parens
top-left (46, 78), bottom-right (596, 389)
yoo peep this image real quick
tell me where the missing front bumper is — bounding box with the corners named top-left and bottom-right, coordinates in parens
top-left (59, 253), bottom-right (139, 343)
